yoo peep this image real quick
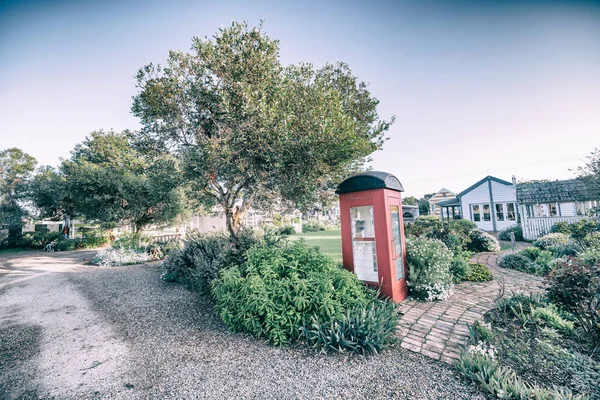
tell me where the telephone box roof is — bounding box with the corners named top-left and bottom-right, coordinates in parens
top-left (336, 171), bottom-right (404, 194)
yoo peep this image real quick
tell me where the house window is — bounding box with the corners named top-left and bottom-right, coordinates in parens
top-left (483, 204), bottom-right (491, 221)
top-left (507, 203), bottom-right (516, 221)
top-left (442, 193), bottom-right (447, 198)
top-left (495, 204), bottom-right (504, 221)
top-left (548, 203), bottom-right (558, 217)
top-left (472, 205), bottom-right (481, 222)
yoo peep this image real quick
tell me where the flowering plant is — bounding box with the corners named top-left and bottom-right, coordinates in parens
top-left (406, 237), bottom-right (454, 301)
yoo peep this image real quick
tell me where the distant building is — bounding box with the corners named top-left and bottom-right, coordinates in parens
top-left (438, 176), bottom-right (517, 232)
top-left (428, 188), bottom-right (457, 218)
top-left (516, 178), bottom-right (600, 239)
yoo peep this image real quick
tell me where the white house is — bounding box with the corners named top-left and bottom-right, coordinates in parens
top-left (438, 176), bottom-right (517, 232)
top-left (516, 179), bottom-right (600, 239)
top-left (428, 188), bottom-right (457, 218)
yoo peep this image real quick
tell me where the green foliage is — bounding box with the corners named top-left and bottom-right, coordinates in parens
top-left (409, 215), bottom-right (442, 237)
top-left (302, 221), bottom-right (327, 232)
top-left (406, 237), bottom-right (454, 301)
top-left (455, 352), bottom-right (589, 400)
top-left (534, 233), bottom-right (573, 250)
top-left (520, 247), bottom-right (541, 261)
top-left (448, 219), bottom-right (477, 237)
top-left (551, 242), bottom-right (581, 258)
top-left (530, 305), bottom-right (574, 334)
top-left (0, 148), bottom-right (37, 248)
top-left (300, 300), bottom-right (399, 354)
top-left (498, 225), bottom-right (524, 241)
top-left (465, 263), bottom-right (493, 282)
top-left (161, 230), bottom-right (260, 293)
top-left (551, 221), bottom-right (573, 235)
top-left (211, 240), bottom-right (372, 345)
top-left (51, 233), bottom-right (109, 252)
top-left (60, 130), bottom-right (188, 233)
top-left (498, 253), bottom-right (537, 274)
top-left (15, 228), bottom-right (61, 249)
top-left (132, 21), bottom-right (392, 239)
top-left (29, 166), bottom-right (72, 221)
top-left (467, 229), bottom-right (501, 253)
top-left (278, 225), bottom-right (296, 235)
top-left (568, 219), bottom-right (598, 247)
top-left (450, 257), bottom-right (472, 283)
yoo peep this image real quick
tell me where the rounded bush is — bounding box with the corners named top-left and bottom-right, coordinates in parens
top-left (533, 233), bottom-right (572, 250)
top-left (498, 253), bottom-right (536, 274)
top-left (465, 263), bottom-right (493, 282)
top-left (406, 237), bottom-right (454, 301)
top-left (497, 225), bottom-right (523, 242)
top-left (467, 230), bottom-right (501, 253)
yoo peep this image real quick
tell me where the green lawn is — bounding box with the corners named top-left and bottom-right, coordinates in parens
top-left (288, 229), bottom-right (342, 263)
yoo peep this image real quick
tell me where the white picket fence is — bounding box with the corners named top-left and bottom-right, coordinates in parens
top-left (521, 216), bottom-right (599, 240)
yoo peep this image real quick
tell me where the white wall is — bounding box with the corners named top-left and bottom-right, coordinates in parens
top-left (460, 179), bottom-right (517, 231)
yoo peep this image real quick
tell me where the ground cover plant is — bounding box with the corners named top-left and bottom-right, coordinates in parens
top-left (456, 291), bottom-right (600, 399)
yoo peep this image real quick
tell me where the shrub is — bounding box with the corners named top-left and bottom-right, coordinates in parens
top-left (498, 253), bottom-right (536, 274)
top-left (302, 221), bottom-right (327, 232)
top-left (406, 238), bottom-right (454, 301)
top-left (533, 250), bottom-right (555, 276)
top-left (467, 229), bottom-right (501, 252)
top-left (212, 241), bottom-right (373, 345)
top-left (409, 215), bottom-right (442, 237)
top-left (300, 300), bottom-right (399, 354)
top-left (448, 219), bottom-right (477, 238)
top-left (161, 229), bottom-right (260, 293)
top-left (112, 232), bottom-right (150, 249)
top-left (278, 225), bottom-right (296, 235)
top-left (519, 246), bottom-right (541, 261)
top-left (17, 229), bottom-right (61, 249)
top-left (569, 219), bottom-right (598, 247)
top-left (450, 257), bottom-right (472, 283)
top-left (465, 263), bottom-right (493, 282)
top-left (92, 248), bottom-right (151, 266)
top-left (546, 257), bottom-right (600, 343)
top-left (498, 225), bottom-right (524, 242)
top-left (551, 221), bottom-right (573, 234)
top-left (534, 233), bottom-right (573, 250)
top-left (551, 242), bottom-right (581, 258)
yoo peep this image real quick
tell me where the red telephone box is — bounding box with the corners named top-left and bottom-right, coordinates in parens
top-left (336, 171), bottom-right (408, 302)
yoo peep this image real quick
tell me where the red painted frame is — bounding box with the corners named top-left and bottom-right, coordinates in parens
top-left (339, 188), bottom-right (409, 302)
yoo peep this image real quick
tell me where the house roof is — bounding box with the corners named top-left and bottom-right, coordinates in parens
top-left (516, 178), bottom-right (596, 205)
top-left (457, 176), bottom-right (513, 198)
top-left (437, 198), bottom-right (461, 207)
top-left (336, 171), bottom-right (404, 194)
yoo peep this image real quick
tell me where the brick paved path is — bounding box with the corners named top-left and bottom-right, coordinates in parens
top-left (396, 244), bottom-right (544, 364)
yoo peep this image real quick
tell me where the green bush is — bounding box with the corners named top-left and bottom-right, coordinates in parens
top-left (533, 250), bottom-right (555, 276)
top-left (302, 221), bottom-right (327, 232)
top-left (467, 229), bottom-right (501, 252)
top-left (551, 242), bottom-right (581, 258)
top-left (551, 221), bottom-right (573, 234)
top-left (448, 219), bottom-right (477, 238)
top-left (534, 233), bottom-right (573, 250)
top-left (498, 253), bottom-right (536, 274)
top-left (498, 225), bottom-right (524, 241)
top-left (407, 215), bottom-right (442, 237)
top-left (406, 237), bottom-right (454, 301)
top-left (16, 229), bottom-right (61, 249)
top-left (212, 240), bottom-right (374, 345)
top-left (568, 219), bottom-right (598, 247)
top-left (161, 230), bottom-right (260, 293)
top-left (519, 246), bottom-right (541, 261)
top-left (301, 300), bottom-right (399, 354)
top-left (278, 225), bottom-right (296, 235)
top-left (450, 257), bottom-right (472, 283)
top-left (465, 263), bottom-right (493, 282)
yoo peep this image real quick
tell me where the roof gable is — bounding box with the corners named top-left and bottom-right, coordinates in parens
top-left (458, 176), bottom-right (513, 198)
top-left (430, 188), bottom-right (456, 199)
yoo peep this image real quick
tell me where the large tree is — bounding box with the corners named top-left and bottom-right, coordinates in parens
top-left (60, 130), bottom-right (188, 233)
top-left (0, 148), bottom-right (37, 246)
top-left (132, 22), bottom-right (393, 239)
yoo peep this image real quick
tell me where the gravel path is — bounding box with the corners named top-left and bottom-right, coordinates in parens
top-left (0, 250), bottom-right (484, 399)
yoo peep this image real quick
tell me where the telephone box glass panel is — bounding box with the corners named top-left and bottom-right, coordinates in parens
top-left (390, 205), bottom-right (404, 280)
top-left (350, 206), bottom-right (378, 282)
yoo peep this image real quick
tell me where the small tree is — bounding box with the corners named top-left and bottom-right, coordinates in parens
top-left (0, 148), bottom-right (37, 247)
top-left (132, 22), bottom-right (393, 240)
top-left (578, 149), bottom-right (600, 215)
top-left (61, 130), bottom-right (188, 233)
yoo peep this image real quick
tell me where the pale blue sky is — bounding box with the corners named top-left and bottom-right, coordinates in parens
top-left (1, 0), bottom-right (599, 197)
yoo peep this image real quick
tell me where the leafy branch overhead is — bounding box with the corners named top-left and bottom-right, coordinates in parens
top-left (132, 21), bottom-right (394, 238)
